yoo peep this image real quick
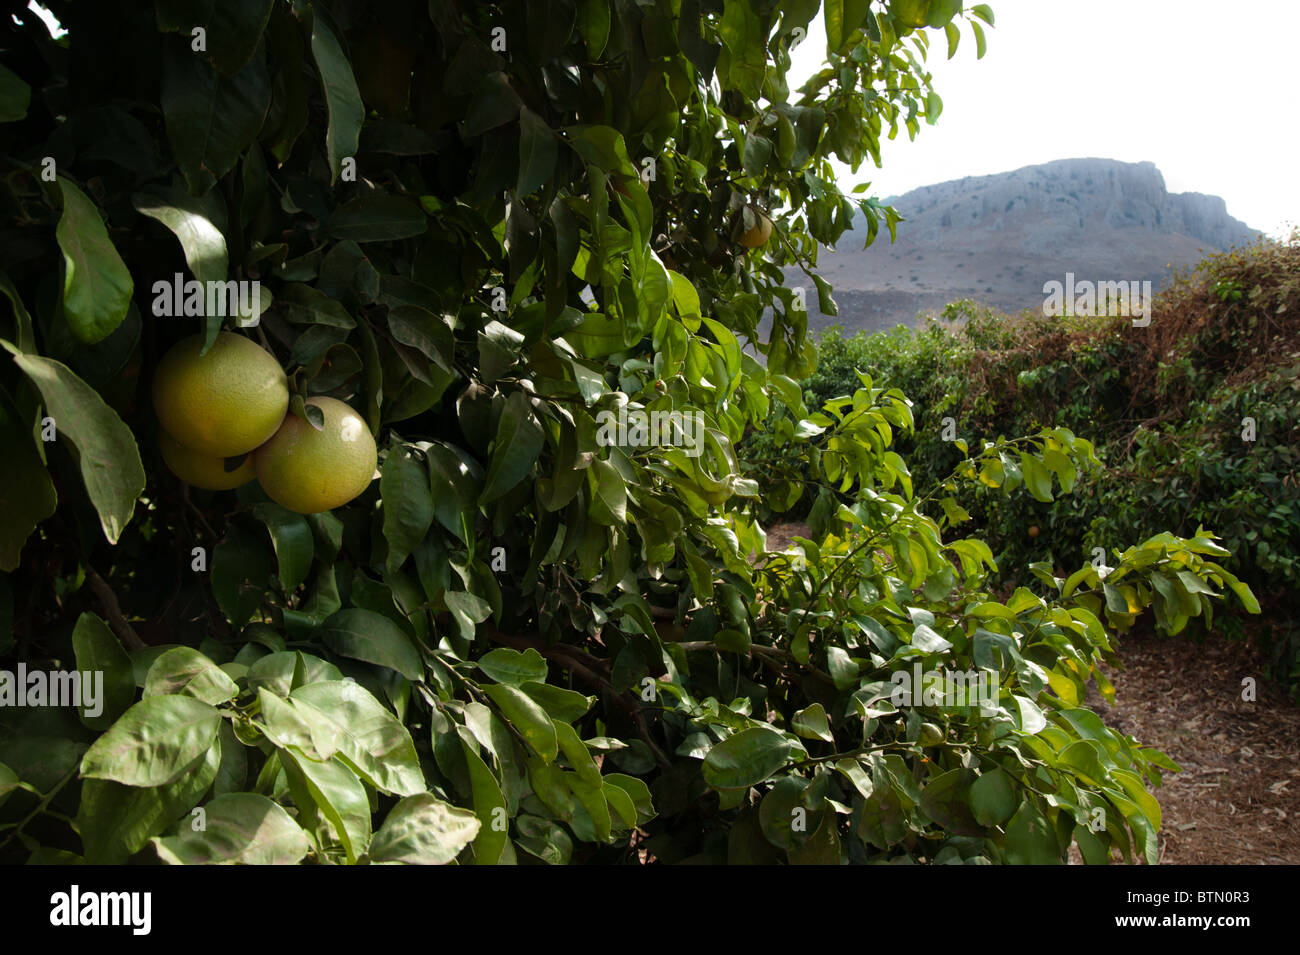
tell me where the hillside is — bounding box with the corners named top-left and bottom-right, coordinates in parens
top-left (804, 158), bottom-right (1261, 332)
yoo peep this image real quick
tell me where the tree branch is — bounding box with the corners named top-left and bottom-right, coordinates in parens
top-left (85, 568), bottom-right (146, 651)
top-left (482, 626), bottom-right (672, 769)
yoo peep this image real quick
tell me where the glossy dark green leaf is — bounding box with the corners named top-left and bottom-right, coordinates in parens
top-left (0, 63), bottom-right (31, 122)
top-left (484, 683), bottom-right (559, 762)
top-left (250, 502), bottom-right (315, 592)
top-left (380, 447), bottom-right (434, 571)
top-left (202, 0), bottom-right (275, 75)
top-left (519, 682), bottom-right (594, 723)
top-left (969, 766), bottom-right (1017, 827)
top-left (477, 647), bottom-right (549, 686)
top-left (461, 737), bottom-right (510, 864)
top-left (791, 703), bottom-right (833, 742)
top-left (702, 727), bottom-right (792, 790)
top-left (481, 390), bottom-right (544, 503)
top-left (718, 0), bottom-right (766, 99)
top-left (6, 349), bottom-right (145, 544)
top-left (517, 108), bottom-right (558, 197)
top-left (210, 524), bottom-right (274, 628)
top-left (56, 179), bottom-right (133, 344)
top-left (307, 13), bottom-right (364, 183)
top-left (71, 613), bottom-right (135, 730)
top-left (133, 185), bottom-right (228, 283)
top-left (319, 608), bottom-right (424, 681)
top-left (329, 195), bottom-right (428, 242)
top-left (1004, 802), bottom-right (1062, 864)
top-left (161, 40), bottom-right (269, 194)
top-left (0, 384), bottom-right (56, 571)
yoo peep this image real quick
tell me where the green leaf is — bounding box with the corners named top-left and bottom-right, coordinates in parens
top-left (719, 0), bottom-right (766, 100)
top-left (152, 793), bottom-right (309, 865)
top-left (81, 695), bottom-right (222, 787)
top-left (576, 0), bottom-right (611, 56)
top-left (279, 745), bottom-right (371, 862)
top-left (603, 773), bottom-right (655, 825)
top-left (444, 588), bottom-right (492, 640)
top-left (210, 524), bottom-right (273, 628)
top-left (461, 738), bottom-right (510, 864)
top-left (478, 647), bottom-right (549, 686)
top-left (788, 804), bottom-right (842, 864)
top-left (388, 306), bottom-right (453, 370)
top-left (70, 613), bottom-right (135, 730)
top-left (588, 458), bottom-right (627, 525)
top-left (0, 270), bottom-right (36, 353)
top-left (132, 186), bottom-right (228, 284)
top-left (56, 179), bottom-right (133, 344)
top-left (0, 62), bottom-right (31, 122)
top-left (519, 682), bottom-right (594, 723)
top-left (370, 793), bottom-right (481, 864)
top-left (329, 194), bottom-right (428, 242)
top-left (969, 767), bottom-right (1016, 827)
top-left (484, 683), bottom-right (559, 762)
top-left (319, 608), bottom-right (424, 681)
top-left (0, 761), bottom-right (18, 812)
top-left (1004, 802), bottom-right (1061, 864)
top-left (825, 0), bottom-right (870, 53)
top-left (1019, 452), bottom-right (1054, 502)
top-left (77, 743), bottom-right (220, 863)
top-left (201, 0), bottom-right (275, 75)
top-left (258, 687), bottom-right (330, 758)
top-left (517, 108), bottom-right (558, 197)
top-left (6, 350), bottom-right (145, 545)
top-left (462, 71), bottom-right (523, 137)
top-left (919, 767), bottom-right (981, 835)
top-left (702, 726), bottom-right (792, 790)
top-left (825, 646), bottom-right (860, 690)
top-left (307, 12), bottom-right (364, 183)
top-left (144, 647), bottom-right (238, 705)
top-left (791, 703), bottom-right (834, 742)
top-left (515, 814), bottom-right (573, 864)
top-left (481, 390), bottom-right (544, 503)
top-left (425, 441), bottom-right (481, 542)
top-left (381, 447), bottom-right (434, 572)
top-left (248, 651), bottom-right (343, 698)
top-left (0, 384), bottom-right (56, 571)
top-left (250, 502), bottom-right (315, 593)
top-left (161, 39), bottom-right (270, 194)
top-left (290, 681), bottom-right (426, 796)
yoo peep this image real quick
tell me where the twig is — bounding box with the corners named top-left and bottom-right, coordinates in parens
top-left (482, 626), bottom-right (672, 769)
top-left (84, 568), bottom-right (146, 651)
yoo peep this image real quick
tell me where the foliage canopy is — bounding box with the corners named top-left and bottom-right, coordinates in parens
top-left (0, 0), bottom-right (1256, 864)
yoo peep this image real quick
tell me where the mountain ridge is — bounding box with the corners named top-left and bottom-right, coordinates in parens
top-left (801, 158), bottom-right (1261, 333)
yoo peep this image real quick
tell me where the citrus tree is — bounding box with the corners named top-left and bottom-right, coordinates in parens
top-left (0, 0), bottom-right (1256, 864)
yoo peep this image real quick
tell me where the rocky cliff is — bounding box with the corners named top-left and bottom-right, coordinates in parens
top-left (800, 158), bottom-right (1261, 333)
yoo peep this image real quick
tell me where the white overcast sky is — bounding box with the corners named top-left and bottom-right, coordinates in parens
top-left (788, 0), bottom-right (1300, 239)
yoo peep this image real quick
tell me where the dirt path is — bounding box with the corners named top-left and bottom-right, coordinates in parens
top-left (1087, 626), bottom-right (1300, 864)
top-left (765, 523), bottom-right (1300, 863)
